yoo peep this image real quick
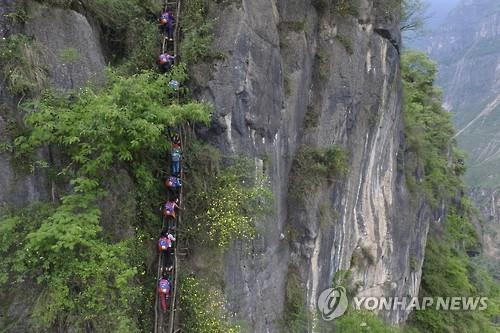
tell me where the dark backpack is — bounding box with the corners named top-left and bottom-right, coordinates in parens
top-left (174, 177), bottom-right (182, 187)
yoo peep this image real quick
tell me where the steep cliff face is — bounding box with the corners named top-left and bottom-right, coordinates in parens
top-left (0, 0), bottom-right (105, 209)
top-left (191, 0), bottom-right (429, 330)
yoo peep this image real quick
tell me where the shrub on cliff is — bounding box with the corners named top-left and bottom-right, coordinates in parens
top-left (179, 276), bottom-right (240, 333)
top-left (402, 51), bottom-right (464, 206)
top-left (0, 35), bottom-right (48, 96)
top-left (289, 145), bottom-right (348, 199)
top-left (182, 141), bottom-right (273, 248)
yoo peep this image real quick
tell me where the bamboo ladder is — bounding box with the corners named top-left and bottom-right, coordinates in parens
top-left (154, 1), bottom-right (183, 332)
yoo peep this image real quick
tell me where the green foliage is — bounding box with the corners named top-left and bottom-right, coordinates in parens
top-left (59, 47), bottom-right (80, 63)
top-left (445, 211), bottom-right (478, 252)
top-left (36, 0), bottom-right (161, 71)
top-left (402, 50), bottom-right (500, 332)
top-left (332, 0), bottom-right (359, 17)
top-left (336, 35), bottom-right (354, 55)
top-left (181, 21), bottom-right (215, 65)
top-left (0, 202), bottom-right (54, 285)
top-left (183, 142), bottom-right (272, 248)
top-left (304, 105), bottom-right (320, 128)
top-left (181, 0), bottom-right (216, 65)
top-left (179, 276), bottom-right (239, 333)
top-left (0, 34), bottom-right (47, 96)
top-left (283, 270), bottom-right (312, 333)
top-left (315, 48), bottom-right (330, 82)
top-left (411, 238), bottom-right (500, 333)
top-left (119, 19), bottom-right (159, 74)
top-left (289, 145), bottom-right (348, 198)
top-left (402, 51), bottom-right (464, 206)
top-left (0, 198), bottom-right (145, 332)
top-left (4, 6), bottom-right (28, 24)
top-left (312, 0), bottom-right (360, 17)
top-left (38, 0), bottom-right (160, 30)
top-left (15, 69), bottom-right (210, 183)
top-left (336, 311), bottom-right (419, 333)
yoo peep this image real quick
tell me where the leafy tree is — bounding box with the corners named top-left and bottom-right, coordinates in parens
top-left (1, 67), bottom-right (211, 331)
top-left (0, 194), bottom-right (144, 332)
top-left (402, 51), bottom-right (463, 206)
top-left (411, 238), bottom-right (499, 333)
top-left (16, 69), bottom-right (210, 185)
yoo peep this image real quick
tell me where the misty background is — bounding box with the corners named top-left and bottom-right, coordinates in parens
top-left (426, 0), bottom-right (461, 27)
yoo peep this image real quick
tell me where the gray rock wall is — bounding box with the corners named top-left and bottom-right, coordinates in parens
top-left (0, 0), bottom-right (105, 209)
top-left (24, 1), bottom-right (106, 89)
top-left (191, 0), bottom-right (430, 331)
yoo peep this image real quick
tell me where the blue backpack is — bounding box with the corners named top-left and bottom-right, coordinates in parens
top-left (171, 151), bottom-right (181, 162)
top-left (169, 80), bottom-right (179, 89)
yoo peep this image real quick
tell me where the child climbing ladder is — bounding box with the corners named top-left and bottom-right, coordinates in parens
top-left (154, 1), bottom-right (183, 332)
top-left (157, 1), bottom-right (180, 73)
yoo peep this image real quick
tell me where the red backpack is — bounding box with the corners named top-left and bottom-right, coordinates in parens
top-left (160, 13), bottom-right (169, 24)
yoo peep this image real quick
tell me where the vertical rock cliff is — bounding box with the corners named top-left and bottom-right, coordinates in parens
top-left (0, 0), bottom-right (437, 331)
top-left (190, 0), bottom-right (430, 330)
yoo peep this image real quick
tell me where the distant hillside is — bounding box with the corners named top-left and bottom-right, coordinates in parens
top-left (428, 0), bottom-right (500, 187)
top-left (426, 0), bottom-right (500, 284)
